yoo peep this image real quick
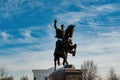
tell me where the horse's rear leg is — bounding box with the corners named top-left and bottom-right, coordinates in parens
top-left (62, 58), bottom-right (68, 65)
top-left (66, 60), bottom-right (68, 65)
top-left (58, 58), bottom-right (60, 66)
top-left (54, 59), bottom-right (56, 71)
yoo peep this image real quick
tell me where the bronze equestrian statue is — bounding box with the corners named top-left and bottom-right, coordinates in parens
top-left (53, 19), bottom-right (77, 71)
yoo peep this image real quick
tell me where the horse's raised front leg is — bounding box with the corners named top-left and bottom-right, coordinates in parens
top-left (72, 44), bottom-right (77, 56)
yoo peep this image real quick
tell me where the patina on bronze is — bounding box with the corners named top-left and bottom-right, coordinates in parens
top-left (53, 19), bottom-right (77, 71)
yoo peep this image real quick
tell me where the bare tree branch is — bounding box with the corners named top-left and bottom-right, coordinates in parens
top-left (81, 60), bottom-right (98, 80)
top-left (107, 68), bottom-right (119, 80)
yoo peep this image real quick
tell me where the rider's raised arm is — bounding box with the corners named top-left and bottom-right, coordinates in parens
top-left (54, 19), bottom-right (57, 29)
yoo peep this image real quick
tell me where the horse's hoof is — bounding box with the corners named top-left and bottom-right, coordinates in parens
top-left (72, 51), bottom-right (76, 56)
top-left (72, 53), bottom-right (75, 56)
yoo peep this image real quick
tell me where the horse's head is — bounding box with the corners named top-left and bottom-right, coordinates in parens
top-left (65, 25), bottom-right (75, 38)
top-left (69, 24), bottom-right (75, 27)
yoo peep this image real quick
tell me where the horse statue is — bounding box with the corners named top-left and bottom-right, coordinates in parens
top-left (53, 20), bottom-right (77, 71)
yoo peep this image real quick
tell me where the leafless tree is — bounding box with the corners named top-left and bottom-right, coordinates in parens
top-left (0, 67), bottom-right (14, 80)
top-left (20, 76), bottom-right (28, 80)
top-left (0, 67), bottom-right (8, 80)
top-left (106, 68), bottom-right (119, 80)
top-left (81, 60), bottom-right (98, 80)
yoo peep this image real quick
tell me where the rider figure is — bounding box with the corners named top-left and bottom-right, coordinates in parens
top-left (54, 19), bottom-right (65, 53)
top-left (54, 19), bottom-right (65, 39)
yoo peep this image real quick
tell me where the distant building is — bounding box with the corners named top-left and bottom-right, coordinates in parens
top-left (32, 68), bottom-right (54, 80)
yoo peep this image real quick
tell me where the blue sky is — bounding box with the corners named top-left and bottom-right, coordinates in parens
top-left (0, 0), bottom-right (120, 80)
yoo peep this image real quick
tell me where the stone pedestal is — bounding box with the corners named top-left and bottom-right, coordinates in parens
top-left (49, 65), bottom-right (83, 80)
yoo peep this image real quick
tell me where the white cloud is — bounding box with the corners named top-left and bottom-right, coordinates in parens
top-left (96, 4), bottom-right (120, 12)
top-left (72, 30), bottom-right (120, 74)
top-left (0, 0), bottom-right (44, 18)
top-left (55, 11), bottom-right (97, 26)
top-left (0, 31), bottom-right (12, 41)
top-left (20, 29), bottom-right (32, 39)
top-left (54, 2), bottom-right (120, 28)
